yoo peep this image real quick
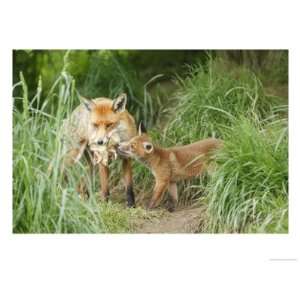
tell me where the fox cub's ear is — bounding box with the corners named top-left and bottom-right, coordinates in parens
top-left (143, 142), bottom-right (153, 153)
top-left (113, 93), bottom-right (127, 112)
top-left (80, 96), bottom-right (95, 111)
top-left (138, 121), bottom-right (147, 136)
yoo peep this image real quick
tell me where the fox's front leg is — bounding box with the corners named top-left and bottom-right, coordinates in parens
top-left (166, 182), bottom-right (178, 212)
top-left (122, 158), bottom-right (135, 208)
top-left (60, 142), bottom-right (87, 173)
top-left (57, 143), bottom-right (88, 196)
top-left (99, 163), bottom-right (109, 200)
top-left (148, 179), bottom-right (169, 209)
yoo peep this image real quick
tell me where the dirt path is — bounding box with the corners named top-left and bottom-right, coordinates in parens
top-left (134, 205), bottom-right (206, 233)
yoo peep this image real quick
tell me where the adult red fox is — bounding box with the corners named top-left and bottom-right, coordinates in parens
top-left (117, 122), bottom-right (222, 211)
top-left (60, 93), bottom-right (137, 207)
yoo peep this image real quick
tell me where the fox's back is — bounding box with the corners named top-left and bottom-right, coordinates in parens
top-left (169, 138), bottom-right (222, 160)
top-left (167, 138), bottom-right (222, 179)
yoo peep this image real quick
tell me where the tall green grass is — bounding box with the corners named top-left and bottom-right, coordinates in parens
top-left (162, 59), bottom-right (288, 232)
top-left (205, 117), bottom-right (288, 233)
top-left (164, 59), bottom-right (283, 144)
top-left (13, 70), bottom-right (145, 233)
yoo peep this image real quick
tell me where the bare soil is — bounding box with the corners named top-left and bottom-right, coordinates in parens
top-left (133, 205), bottom-right (206, 233)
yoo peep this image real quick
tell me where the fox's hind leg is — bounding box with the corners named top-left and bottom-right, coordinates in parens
top-left (148, 180), bottom-right (169, 210)
top-left (166, 182), bottom-right (178, 212)
top-left (54, 142), bottom-right (91, 198)
top-left (122, 158), bottom-right (135, 208)
top-left (77, 148), bottom-right (96, 198)
top-left (64, 143), bottom-right (91, 198)
top-left (63, 148), bottom-right (83, 169)
top-left (61, 141), bottom-right (87, 171)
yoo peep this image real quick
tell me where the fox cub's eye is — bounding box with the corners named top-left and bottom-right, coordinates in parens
top-left (143, 142), bottom-right (153, 153)
top-left (92, 123), bottom-right (98, 128)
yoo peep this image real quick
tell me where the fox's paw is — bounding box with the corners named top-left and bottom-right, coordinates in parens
top-left (166, 205), bottom-right (175, 213)
top-left (165, 200), bottom-right (175, 213)
top-left (127, 202), bottom-right (136, 209)
top-left (146, 202), bottom-right (159, 211)
top-left (100, 191), bottom-right (110, 202)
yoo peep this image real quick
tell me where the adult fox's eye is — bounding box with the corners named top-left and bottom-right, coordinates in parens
top-left (106, 123), bottom-right (113, 128)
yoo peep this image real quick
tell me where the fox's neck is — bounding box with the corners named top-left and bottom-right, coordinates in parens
top-left (142, 146), bottom-right (169, 171)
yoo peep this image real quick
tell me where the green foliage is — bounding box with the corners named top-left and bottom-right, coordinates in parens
top-left (161, 58), bottom-right (288, 232)
top-left (13, 50), bottom-right (288, 233)
top-left (205, 117), bottom-right (288, 233)
top-left (164, 59), bottom-right (283, 144)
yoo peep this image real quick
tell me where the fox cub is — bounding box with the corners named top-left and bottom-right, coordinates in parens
top-left (118, 123), bottom-right (222, 211)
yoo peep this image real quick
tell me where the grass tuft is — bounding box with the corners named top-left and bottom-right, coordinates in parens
top-left (205, 117), bottom-right (288, 232)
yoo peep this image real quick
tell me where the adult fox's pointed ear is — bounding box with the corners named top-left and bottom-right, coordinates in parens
top-left (79, 95), bottom-right (95, 111)
top-left (138, 121), bottom-right (147, 136)
top-left (113, 93), bottom-right (127, 112)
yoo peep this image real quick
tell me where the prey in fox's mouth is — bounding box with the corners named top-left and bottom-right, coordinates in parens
top-left (89, 143), bottom-right (118, 166)
top-left (88, 128), bottom-right (122, 166)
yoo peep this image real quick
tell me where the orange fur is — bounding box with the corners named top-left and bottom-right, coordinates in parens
top-left (60, 93), bottom-right (137, 207)
top-left (118, 131), bottom-right (222, 211)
